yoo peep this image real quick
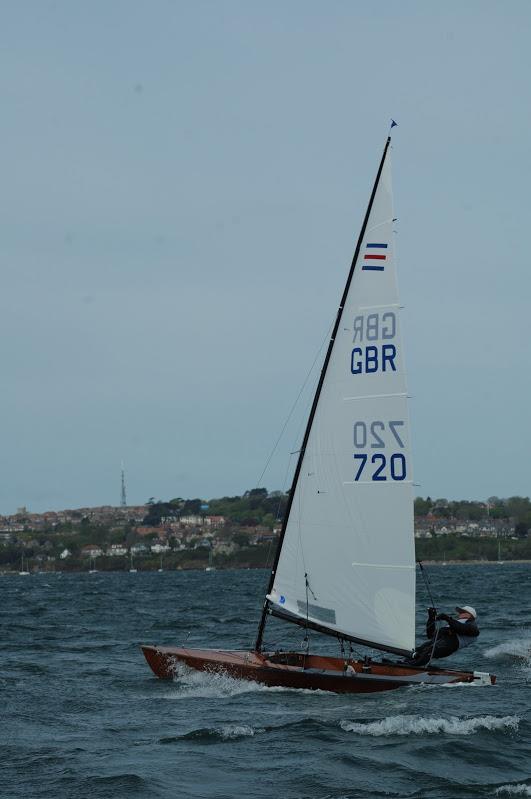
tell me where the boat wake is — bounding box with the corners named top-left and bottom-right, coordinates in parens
top-left (339, 714), bottom-right (519, 737)
top-left (495, 786), bottom-right (531, 797)
top-left (412, 679), bottom-right (483, 690)
top-left (159, 661), bottom-right (321, 699)
top-left (162, 662), bottom-right (263, 698)
top-left (484, 638), bottom-right (531, 662)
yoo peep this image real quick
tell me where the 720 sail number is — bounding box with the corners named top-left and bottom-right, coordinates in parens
top-left (352, 420), bottom-right (407, 482)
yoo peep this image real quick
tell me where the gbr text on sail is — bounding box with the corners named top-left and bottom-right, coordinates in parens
top-left (350, 311), bottom-right (407, 482)
top-left (351, 311), bottom-right (397, 374)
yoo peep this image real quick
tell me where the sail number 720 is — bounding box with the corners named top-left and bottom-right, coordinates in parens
top-left (353, 420), bottom-right (407, 482)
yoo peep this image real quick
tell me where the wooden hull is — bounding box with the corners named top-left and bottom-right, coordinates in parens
top-left (141, 645), bottom-right (495, 693)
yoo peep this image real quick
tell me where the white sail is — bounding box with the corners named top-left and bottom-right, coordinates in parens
top-left (267, 142), bottom-right (415, 655)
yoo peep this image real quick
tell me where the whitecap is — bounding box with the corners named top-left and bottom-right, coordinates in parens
top-left (218, 724), bottom-right (258, 739)
top-left (484, 638), bottom-right (531, 661)
top-left (440, 680), bottom-right (483, 688)
top-left (339, 714), bottom-right (519, 737)
top-left (495, 786), bottom-right (531, 797)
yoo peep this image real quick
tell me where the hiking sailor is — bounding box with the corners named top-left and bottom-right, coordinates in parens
top-left (403, 605), bottom-right (479, 667)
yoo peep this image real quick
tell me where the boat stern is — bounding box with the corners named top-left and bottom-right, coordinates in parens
top-left (472, 670), bottom-right (496, 686)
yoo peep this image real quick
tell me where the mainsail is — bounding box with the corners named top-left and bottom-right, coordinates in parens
top-left (257, 138), bottom-right (415, 657)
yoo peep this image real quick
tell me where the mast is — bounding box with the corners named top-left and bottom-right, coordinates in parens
top-left (255, 137), bottom-right (392, 652)
top-left (121, 461), bottom-right (127, 507)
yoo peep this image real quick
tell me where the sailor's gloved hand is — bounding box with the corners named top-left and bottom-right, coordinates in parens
top-left (436, 613), bottom-right (449, 621)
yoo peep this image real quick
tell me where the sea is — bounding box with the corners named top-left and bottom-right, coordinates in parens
top-left (1, 564), bottom-right (530, 799)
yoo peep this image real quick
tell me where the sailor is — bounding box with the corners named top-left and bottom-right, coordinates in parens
top-left (402, 605), bottom-right (479, 668)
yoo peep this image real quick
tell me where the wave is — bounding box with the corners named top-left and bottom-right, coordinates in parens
top-left (339, 714), bottom-right (519, 737)
top-left (495, 787), bottom-right (531, 797)
top-left (199, 724), bottom-right (259, 740)
top-left (484, 638), bottom-right (531, 662)
top-left (162, 718), bottom-right (342, 742)
top-left (161, 724), bottom-right (260, 744)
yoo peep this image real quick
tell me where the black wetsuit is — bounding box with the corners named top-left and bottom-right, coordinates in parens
top-left (403, 609), bottom-right (479, 667)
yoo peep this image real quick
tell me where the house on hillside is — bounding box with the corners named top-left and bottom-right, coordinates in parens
top-left (107, 544), bottom-right (127, 557)
top-left (81, 545), bottom-right (103, 558)
top-left (204, 516), bottom-right (225, 528)
top-left (151, 542), bottom-right (171, 554)
top-left (180, 515), bottom-right (203, 527)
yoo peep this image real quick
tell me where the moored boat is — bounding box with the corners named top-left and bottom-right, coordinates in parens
top-left (19, 555), bottom-right (30, 576)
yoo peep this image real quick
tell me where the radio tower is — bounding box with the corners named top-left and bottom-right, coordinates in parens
top-left (120, 461), bottom-right (127, 507)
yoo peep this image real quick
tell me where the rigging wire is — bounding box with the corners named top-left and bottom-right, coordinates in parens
top-left (260, 451), bottom-right (297, 584)
top-left (254, 452), bottom-right (295, 651)
top-left (254, 320), bottom-right (333, 490)
top-left (302, 572), bottom-right (311, 664)
top-left (253, 323), bottom-right (332, 652)
top-left (427, 624), bottom-right (441, 668)
top-left (417, 559), bottom-right (440, 666)
top-left (417, 559), bottom-right (437, 611)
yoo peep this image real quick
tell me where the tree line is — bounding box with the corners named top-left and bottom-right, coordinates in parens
top-left (143, 488), bottom-right (288, 530)
top-left (414, 495), bottom-right (531, 537)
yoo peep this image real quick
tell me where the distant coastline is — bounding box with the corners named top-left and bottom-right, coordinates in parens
top-left (1, 491), bottom-right (530, 574)
top-left (419, 559), bottom-right (531, 566)
top-left (2, 556), bottom-right (531, 576)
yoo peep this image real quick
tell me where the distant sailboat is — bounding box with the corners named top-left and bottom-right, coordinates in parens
top-left (142, 135), bottom-right (495, 691)
top-left (89, 556), bottom-right (98, 574)
top-left (129, 552), bottom-right (137, 573)
top-left (158, 554), bottom-right (164, 573)
top-left (497, 539), bottom-right (504, 565)
top-left (205, 547), bottom-right (216, 572)
top-left (19, 555), bottom-right (30, 576)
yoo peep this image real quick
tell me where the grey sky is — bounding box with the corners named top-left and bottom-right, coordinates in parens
top-left (1, 1), bottom-right (530, 513)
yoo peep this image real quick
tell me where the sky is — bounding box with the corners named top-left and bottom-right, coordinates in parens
top-left (1, 1), bottom-right (530, 514)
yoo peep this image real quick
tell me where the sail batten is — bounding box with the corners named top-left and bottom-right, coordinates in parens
top-left (256, 137), bottom-right (415, 655)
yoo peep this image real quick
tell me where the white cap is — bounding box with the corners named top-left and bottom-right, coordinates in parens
top-left (456, 605), bottom-right (477, 619)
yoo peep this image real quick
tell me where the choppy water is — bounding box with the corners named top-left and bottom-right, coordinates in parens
top-left (1, 565), bottom-right (530, 799)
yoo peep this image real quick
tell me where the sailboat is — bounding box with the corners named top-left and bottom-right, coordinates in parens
top-left (205, 547), bottom-right (216, 572)
top-left (497, 539), bottom-right (504, 565)
top-left (89, 556), bottom-right (98, 574)
top-left (19, 555), bottom-right (30, 576)
top-left (129, 552), bottom-right (137, 573)
top-left (142, 136), bottom-right (495, 692)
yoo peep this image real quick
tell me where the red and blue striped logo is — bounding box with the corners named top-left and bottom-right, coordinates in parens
top-left (362, 243), bottom-right (387, 271)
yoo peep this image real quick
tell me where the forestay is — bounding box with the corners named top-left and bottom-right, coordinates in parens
top-left (266, 140), bottom-right (415, 656)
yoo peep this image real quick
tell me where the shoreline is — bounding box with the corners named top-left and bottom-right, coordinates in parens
top-left (420, 559), bottom-right (531, 565)
top-left (2, 559), bottom-right (531, 575)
